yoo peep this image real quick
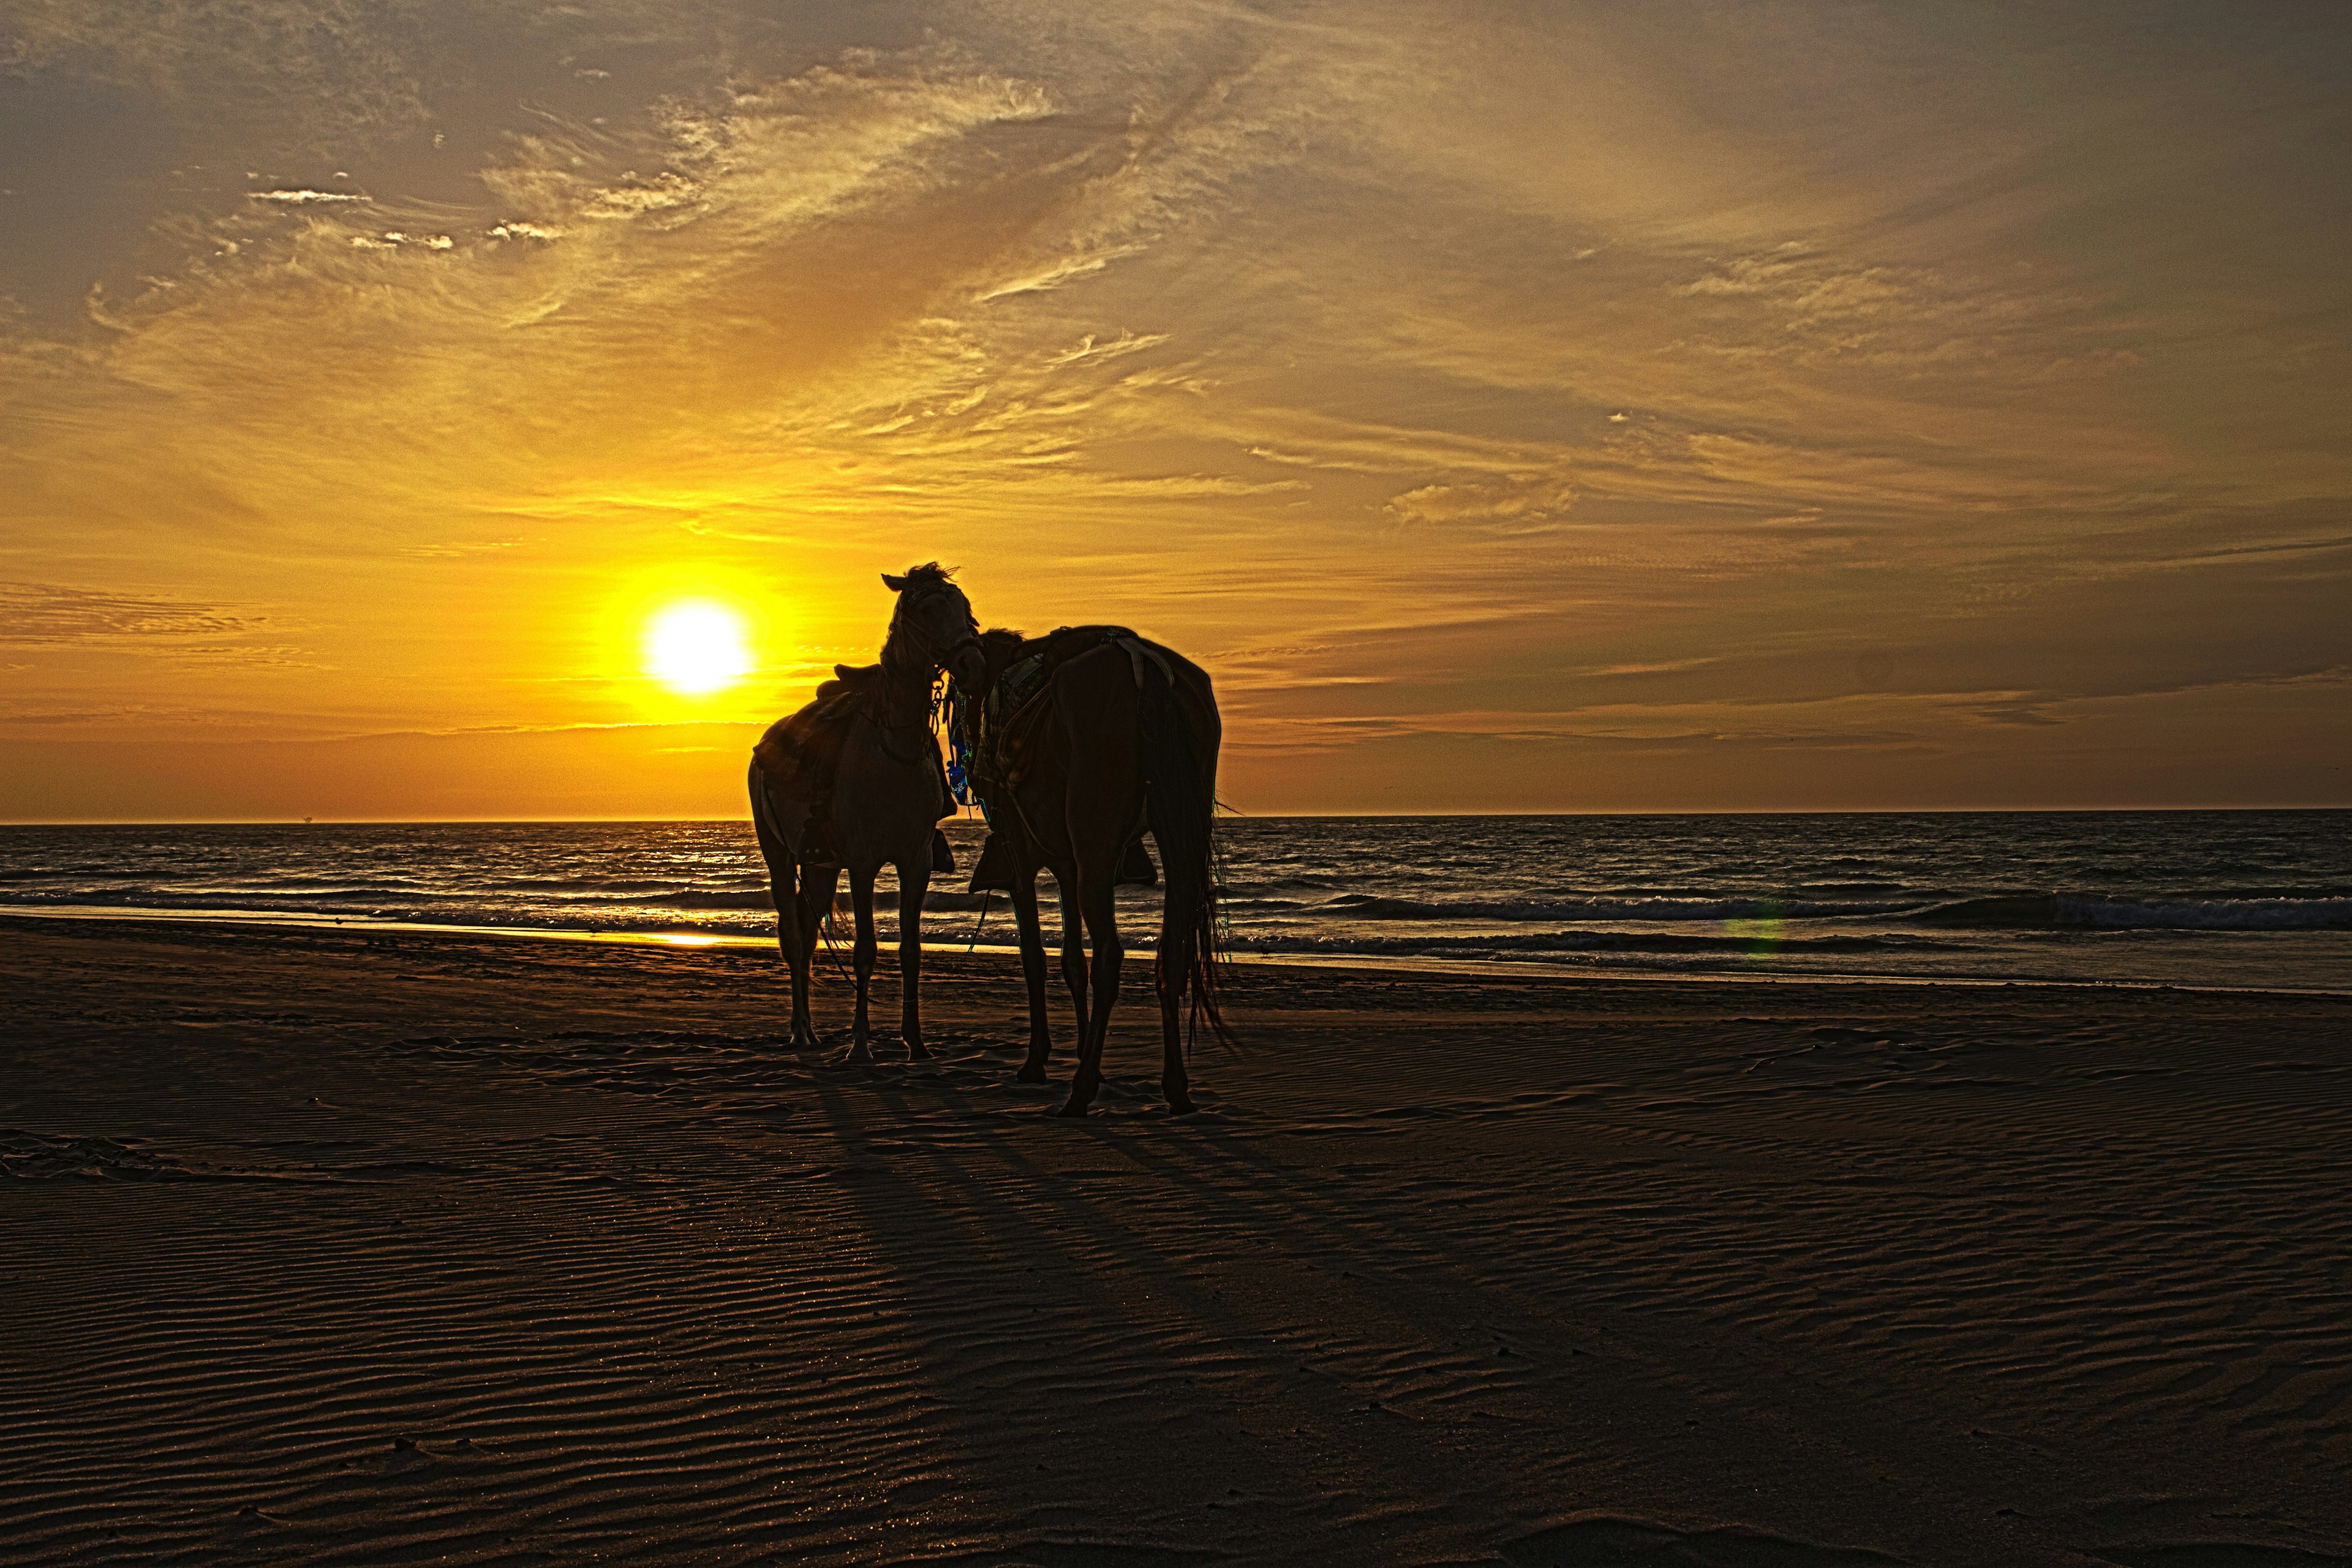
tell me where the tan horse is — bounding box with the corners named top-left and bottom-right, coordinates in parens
top-left (958, 626), bottom-right (1234, 1115)
top-left (748, 566), bottom-right (985, 1060)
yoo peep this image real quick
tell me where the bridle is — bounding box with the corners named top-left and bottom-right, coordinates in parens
top-left (883, 582), bottom-right (982, 688)
top-left (870, 582), bottom-right (981, 771)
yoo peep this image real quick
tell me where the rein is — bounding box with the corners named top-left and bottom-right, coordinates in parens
top-left (936, 676), bottom-right (976, 808)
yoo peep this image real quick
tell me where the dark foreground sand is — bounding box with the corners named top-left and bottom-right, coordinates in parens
top-left (4, 916), bottom-right (2349, 1568)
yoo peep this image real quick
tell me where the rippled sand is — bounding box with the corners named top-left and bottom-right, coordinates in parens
top-left (5, 916), bottom-right (2348, 1566)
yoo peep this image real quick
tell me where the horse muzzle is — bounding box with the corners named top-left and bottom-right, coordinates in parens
top-left (944, 636), bottom-right (989, 694)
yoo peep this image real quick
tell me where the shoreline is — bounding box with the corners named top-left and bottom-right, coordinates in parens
top-left (5, 903), bottom-right (2346, 998)
top-left (4, 902), bottom-right (2352, 1001)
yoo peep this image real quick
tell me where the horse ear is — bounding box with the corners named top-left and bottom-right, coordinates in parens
top-left (881, 573), bottom-right (908, 592)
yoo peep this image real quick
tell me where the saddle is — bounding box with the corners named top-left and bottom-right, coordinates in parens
top-left (752, 664), bottom-right (957, 874)
top-left (962, 627), bottom-right (1159, 894)
top-left (750, 664), bottom-right (876, 796)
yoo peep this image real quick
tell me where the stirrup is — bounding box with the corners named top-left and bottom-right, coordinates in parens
top-left (967, 832), bottom-right (1016, 894)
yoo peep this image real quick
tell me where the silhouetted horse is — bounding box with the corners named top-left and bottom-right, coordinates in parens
top-left (748, 566), bottom-right (984, 1060)
top-left (959, 626), bottom-right (1234, 1114)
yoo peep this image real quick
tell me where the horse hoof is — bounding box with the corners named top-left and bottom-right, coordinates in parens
top-left (1168, 1098), bottom-right (1197, 1117)
top-left (1055, 1100), bottom-right (1090, 1118)
top-left (1015, 1065), bottom-right (1047, 1084)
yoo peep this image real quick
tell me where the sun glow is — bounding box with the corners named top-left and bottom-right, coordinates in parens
top-left (644, 603), bottom-right (752, 695)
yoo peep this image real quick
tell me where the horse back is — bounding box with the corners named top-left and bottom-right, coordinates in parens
top-left (750, 673), bottom-right (873, 795)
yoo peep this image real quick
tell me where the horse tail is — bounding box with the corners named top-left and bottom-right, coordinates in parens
top-left (1136, 659), bottom-right (1238, 1053)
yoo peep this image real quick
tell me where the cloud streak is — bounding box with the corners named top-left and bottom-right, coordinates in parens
top-left (0, 582), bottom-right (265, 644)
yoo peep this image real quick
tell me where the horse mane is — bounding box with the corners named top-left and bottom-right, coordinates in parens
top-left (899, 560), bottom-right (956, 586)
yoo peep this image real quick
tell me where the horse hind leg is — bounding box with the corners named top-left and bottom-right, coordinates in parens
top-left (1009, 870), bottom-right (1054, 1082)
top-left (761, 863), bottom-right (817, 1052)
top-left (1058, 866), bottom-right (1122, 1118)
top-left (783, 882), bottom-right (820, 1053)
top-left (794, 866), bottom-right (839, 1051)
top-left (1056, 873), bottom-right (1090, 1058)
top-left (1155, 880), bottom-right (1199, 1116)
top-left (846, 866), bottom-right (880, 1063)
top-left (752, 774), bottom-right (820, 1053)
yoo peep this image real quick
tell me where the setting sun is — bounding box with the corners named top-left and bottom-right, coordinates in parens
top-left (644, 603), bottom-right (752, 696)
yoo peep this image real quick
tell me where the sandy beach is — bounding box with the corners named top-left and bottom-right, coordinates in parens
top-left (4, 914), bottom-right (2348, 1567)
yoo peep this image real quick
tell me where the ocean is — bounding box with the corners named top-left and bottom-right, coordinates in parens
top-left (3, 811), bottom-right (2346, 993)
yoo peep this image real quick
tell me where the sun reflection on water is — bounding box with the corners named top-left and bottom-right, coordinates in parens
top-left (1723, 902), bottom-right (1786, 961)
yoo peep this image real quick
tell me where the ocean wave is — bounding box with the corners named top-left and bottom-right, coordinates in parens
top-left (1908, 894), bottom-right (2352, 931)
top-left (616, 890), bottom-right (774, 911)
top-left (0, 884), bottom-right (1003, 925)
top-left (0, 866), bottom-right (146, 883)
top-left (1306, 894), bottom-right (1904, 922)
top-left (633, 887), bottom-right (1004, 914)
top-left (15, 886), bottom-right (2345, 935)
top-left (1226, 930), bottom-right (1943, 957)
top-left (485, 876), bottom-right (712, 895)
top-left (919, 891), bottom-right (998, 913)
top-left (0, 887), bottom-right (434, 910)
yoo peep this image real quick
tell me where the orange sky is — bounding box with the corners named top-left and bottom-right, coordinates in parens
top-left (4, 2), bottom-right (2347, 820)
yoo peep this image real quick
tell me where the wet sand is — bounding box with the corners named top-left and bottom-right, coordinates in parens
top-left (4, 914), bottom-right (2349, 1567)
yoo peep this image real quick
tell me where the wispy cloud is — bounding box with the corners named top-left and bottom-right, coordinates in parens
top-left (249, 188), bottom-right (369, 205)
top-left (0, 582), bottom-right (263, 644)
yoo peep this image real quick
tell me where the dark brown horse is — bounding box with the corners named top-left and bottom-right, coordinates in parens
top-left (748, 566), bottom-right (985, 1060)
top-left (958, 627), bottom-right (1234, 1115)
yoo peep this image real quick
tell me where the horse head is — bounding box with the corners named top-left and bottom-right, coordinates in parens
top-left (881, 562), bottom-right (987, 693)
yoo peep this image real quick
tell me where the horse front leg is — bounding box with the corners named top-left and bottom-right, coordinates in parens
top-left (846, 867), bottom-right (879, 1063)
top-left (1009, 869), bottom-right (1054, 1082)
top-left (896, 865), bottom-right (930, 1060)
top-left (1059, 867), bottom-right (1122, 1118)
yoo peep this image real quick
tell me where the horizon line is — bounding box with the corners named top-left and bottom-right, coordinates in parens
top-left (4, 803), bottom-right (2349, 828)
